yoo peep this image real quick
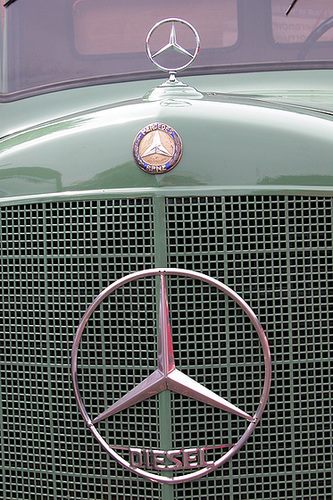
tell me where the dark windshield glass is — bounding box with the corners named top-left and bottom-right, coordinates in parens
top-left (1, 0), bottom-right (333, 98)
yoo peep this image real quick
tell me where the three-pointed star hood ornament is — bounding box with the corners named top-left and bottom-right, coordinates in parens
top-left (71, 268), bottom-right (271, 485)
top-left (152, 21), bottom-right (193, 59)
top-left (146, 18), bottom-right (200, 82)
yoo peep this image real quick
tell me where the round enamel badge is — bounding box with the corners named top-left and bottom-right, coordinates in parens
top-left (133, 122), bottom-right (182, 174)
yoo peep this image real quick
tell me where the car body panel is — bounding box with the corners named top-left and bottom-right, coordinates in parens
top-left (1, 70), bottom-right (333, 200)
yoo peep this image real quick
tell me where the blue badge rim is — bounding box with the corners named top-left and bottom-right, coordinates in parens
top-left (133, 122), bottom-right (182, 174)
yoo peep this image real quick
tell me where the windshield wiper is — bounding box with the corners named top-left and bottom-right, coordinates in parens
top-left (4, 0), bottom-right (18, 7)
top-left (286, 0), bottom-right (299, 16)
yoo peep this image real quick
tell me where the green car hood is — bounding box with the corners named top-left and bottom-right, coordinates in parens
top-left (0, 70), bottom-right (333, 200)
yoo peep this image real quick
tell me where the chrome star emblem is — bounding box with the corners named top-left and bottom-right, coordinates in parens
top-left (71, 268), bottom-right (271, 485)
top-left (153, 21), bottom-right (193, 59)
top-left (91, 274), bottom-right (252, 423)
top-left (146, 18), bottom-right (200, 75)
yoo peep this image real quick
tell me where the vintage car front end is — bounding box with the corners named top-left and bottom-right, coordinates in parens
top-left (0, 1), bottom-right (332, 499)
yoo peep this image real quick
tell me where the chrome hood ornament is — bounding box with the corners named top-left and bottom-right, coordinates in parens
top-left (146, 18), bottom-right (200, 83)
top-left (71, 269), bottom-right (271, 484)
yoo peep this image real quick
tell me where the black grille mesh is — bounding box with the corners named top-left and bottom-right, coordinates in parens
top-left (0, 194), bottom-right (332, 499)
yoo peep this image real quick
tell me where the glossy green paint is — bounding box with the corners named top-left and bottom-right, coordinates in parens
top-left (1, 70), bottom-right (333, 200)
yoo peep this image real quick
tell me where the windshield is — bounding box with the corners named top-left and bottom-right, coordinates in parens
top-left (1, 0), bottom-right (333, 99)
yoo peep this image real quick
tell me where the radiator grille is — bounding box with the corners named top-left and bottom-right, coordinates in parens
top-left (0, 194), bottom-right (332, 499)
top-left (166, 195), bottom-right (333, 499)
top-left (0, 198), bottom-right (159, 499)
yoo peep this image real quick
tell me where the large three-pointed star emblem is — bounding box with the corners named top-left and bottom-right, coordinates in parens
top-left (92, 274), bottom-right (253, 425)
top-left (71, 268), bottom-right (271, 484)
